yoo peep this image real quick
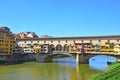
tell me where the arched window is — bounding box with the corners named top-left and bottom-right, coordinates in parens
top-left (48, 44), bottom-right (55, 54)
top-left (56, 44), bottom-right (62, 51)
top-left (49, 44), bottom-right (55, 51)
top-left (64, 44), bottom-right (69, 51)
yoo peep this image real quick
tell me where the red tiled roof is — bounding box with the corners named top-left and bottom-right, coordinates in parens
top-left (16, 35), bottom-right (120, 40)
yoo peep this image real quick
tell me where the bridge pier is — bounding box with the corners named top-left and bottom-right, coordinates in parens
top-left (79, 54), bottom-right (89, 63)
top-left (36, 53), bottom-right (52, 62)
top-left (78, 54), bottom-right (89, 64)
top-left (76, 53), bottom-right (79, 64)
top-left (71, 53), bottom-right (89, 64)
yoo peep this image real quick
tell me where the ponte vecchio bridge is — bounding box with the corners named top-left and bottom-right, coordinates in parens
top-left (16, 35), bottom-right (120, 63)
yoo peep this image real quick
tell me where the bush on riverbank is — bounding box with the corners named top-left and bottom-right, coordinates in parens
top-left (89, 62), bottom-right (120, 80)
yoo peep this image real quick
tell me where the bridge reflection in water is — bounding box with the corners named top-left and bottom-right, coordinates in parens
top-left (51, 54), bottom-right (117, 70)
top-left (53, 56), bottom-right (76, 63)
top-left (89, 55), bottom-right (117, 70)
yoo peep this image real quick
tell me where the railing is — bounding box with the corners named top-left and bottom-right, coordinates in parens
top-left (12, 50), bottom-right (120, 56)
top-left (100, 49), bottom-right (114, 51)
top-left (53, 51), bottom-right (69, 54)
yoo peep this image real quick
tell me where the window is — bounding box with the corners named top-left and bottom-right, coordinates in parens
top-left (107, 40), bottom-right (110, 42)
top-left (90, 40), bottom-right (92, 43)
top-left (37, 41), bottom-right (39, 43)
top-left (56, 44), bottom-right (62, 51)
top-left (0, 33), bottom-right (4, 37)
top-left (51, 40), bottom-right (53, 43)
top-left (44, 40), bottom-right (46, 43)
top-left (98, 40), bottom-right (101, 42)
top-left (81, 40), bottom-right (83, 43)
top-left (58, 40), bottom-right (60, 43)
top-left (117, 39), bottom-right (119, 42)
top-left (64, 45), bottom-right (69, 51)
top-left (66, 40), bottom-right (68, 43)
top-left (73, 40), bottom-right (75, 43)
top-left (2, 40), bottom-right (4, 42)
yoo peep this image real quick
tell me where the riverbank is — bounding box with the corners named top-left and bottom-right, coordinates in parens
top-left (89, 62), bottom-right (120, 80)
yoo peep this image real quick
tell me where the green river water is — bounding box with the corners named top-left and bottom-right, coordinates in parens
top-left (0, 62), bottom-right (100, 80)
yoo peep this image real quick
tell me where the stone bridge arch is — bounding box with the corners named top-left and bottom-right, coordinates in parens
top-left (64, 44), bottom-right (70, 51)
top-left (48, 44), bottom-right (55, 54)
top-left (56, 44), bottom-right (63, 51)
top-left (36, 53), bottom-right (120, 63)
top-left (78, 54), bottom-right (118, 63)
top-left (49, 44), bottom-right (55, 49)
top-left (44, 53), bottom-right (75, 62)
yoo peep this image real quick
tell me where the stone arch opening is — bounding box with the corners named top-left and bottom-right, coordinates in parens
top-left (48, 44), bottom-right (55, 54)
top-left (40, 44), bottom-right (49, 53)
top-left (56, 44), bottom-right (62, 51)
top-left (44, 53), bottom-right (74, 62)
top-left (64, 44), bottom-right (70, 51)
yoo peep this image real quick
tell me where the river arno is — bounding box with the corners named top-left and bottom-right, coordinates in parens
top-left (0, 62), bottom-right (100, 80)
top-left (0, 55), bottom-right (116, 80)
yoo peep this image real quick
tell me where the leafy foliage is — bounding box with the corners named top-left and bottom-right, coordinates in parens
top-left (89, 62), bottom-right (120, 80)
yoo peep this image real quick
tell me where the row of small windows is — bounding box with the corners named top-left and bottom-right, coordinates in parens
top-left (0, 44), bottom-right (11, 46)
top-left (0, 48), bottom-right (10, 50)
top-left (23, 39), bottom-right (120, 43)
top-left (0, 40), bottom-right (4, 42)
top-left (0, 40), bottom-right (15, 43)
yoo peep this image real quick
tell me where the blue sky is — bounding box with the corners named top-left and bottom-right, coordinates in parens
top-left (0, 0), bottom-right (120, 37)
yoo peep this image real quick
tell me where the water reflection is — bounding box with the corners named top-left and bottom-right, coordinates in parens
top-left (0, 55), bottom-right (115, 80)
top-left (89, 55), bottom-right (117, 70)
top-left (53, 55), bottom-right (116, 71)
top-left (53, 57), bottom-right (76, 63)
top-left (0, 62), bottom-right (99, 80)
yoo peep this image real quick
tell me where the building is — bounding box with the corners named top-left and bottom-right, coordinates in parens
top-left (19, 32), bottom-right (26, 38)
top-left (16, 35), bottom-right (120, 54)
top-left (0, 26), bottom-right (16, 55)
top-left (38, 35), bottom-right (52, 38)
top-left (16, 32), bottom-right (38, 39)
top-left (114, 44), bottom-right (120, 54)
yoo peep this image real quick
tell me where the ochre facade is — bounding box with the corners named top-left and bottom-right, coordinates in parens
top-left (0, 27), bottom-right (15, 55)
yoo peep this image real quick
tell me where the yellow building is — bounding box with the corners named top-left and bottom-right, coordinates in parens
top-left (114, 44), bottom-right (120, 54)
top-left (100, 42), bottom-right (114, 54)
top-left (86, 43), bottom-right (93, 53)
top-left (33, 43), bottom-right (41, 53)
top-left (0, 27), bottom-right (15, 55)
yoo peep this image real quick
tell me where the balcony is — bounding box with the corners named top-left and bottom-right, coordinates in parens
top-left (100, 49), bottom-right (114, 51)
top-left (86, 48), bottom-right (94, 50)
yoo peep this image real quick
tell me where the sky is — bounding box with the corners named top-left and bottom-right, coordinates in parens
top-left (0, 0), bottom-right (120, 37)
